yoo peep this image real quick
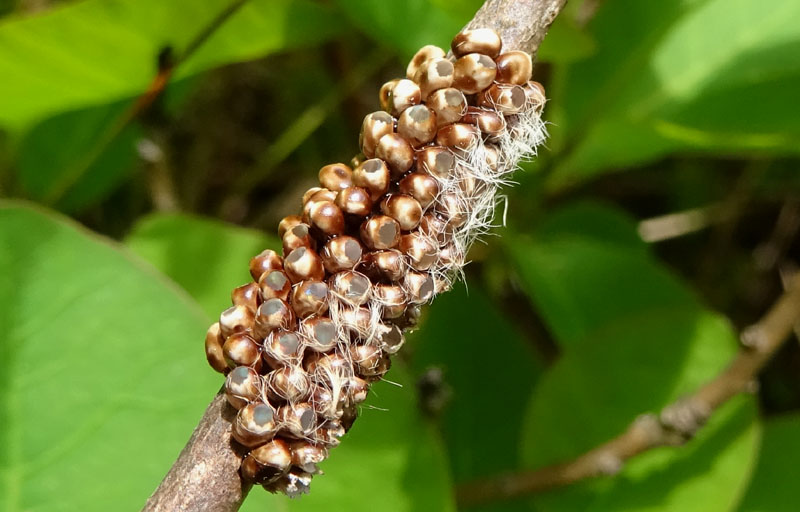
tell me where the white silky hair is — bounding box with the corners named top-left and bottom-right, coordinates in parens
top-left (339, 99), bottom-right (544, 344)
top-left (284, 94), bottom-right (547, 498)
top-left (333, 94), bottom-right (548, 346)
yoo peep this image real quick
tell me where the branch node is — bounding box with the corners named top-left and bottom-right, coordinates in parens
top-left (594, 452), bottom-right (624, 476)
top-left (632, 412), bottom-right (659, 430)
top-left (744, 379), bottom-right (760, 395)
top-left (740, 324), bottom-right (766, 350)
top-left (659, 399), bottom-right (710, 443)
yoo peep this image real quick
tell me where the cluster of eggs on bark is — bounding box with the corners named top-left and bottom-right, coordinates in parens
top-left (203, 27), bottom-right (545, 496)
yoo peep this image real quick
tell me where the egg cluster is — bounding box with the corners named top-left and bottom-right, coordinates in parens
top-left (203, 28), bottom-right (547, 497)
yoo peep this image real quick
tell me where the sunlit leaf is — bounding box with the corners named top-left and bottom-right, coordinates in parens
top-left (510, 204), bottom-right (760, 511)
top-left (0, 201), bottom-right (217, 511)
top-left (125, 212), bottom-right (279, 321)
top-left (0, 0), bottom-right (341, 131)
top-left (547, 0), bottom-right (800, 188)
top-left (508, 235), bottom-right (695, 349)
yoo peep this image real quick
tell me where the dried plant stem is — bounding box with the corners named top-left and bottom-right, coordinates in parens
top-left (143, 1), bottom-right (565, 510)
top-left (456, 272), bottom-right (800, 507)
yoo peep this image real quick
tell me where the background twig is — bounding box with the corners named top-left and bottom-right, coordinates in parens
top-left (43, 0), bottom-right (251, 206)
top-left (141, 1), bottom-right (565, 510)
top-left (456, 272), bottom-right (800, 507)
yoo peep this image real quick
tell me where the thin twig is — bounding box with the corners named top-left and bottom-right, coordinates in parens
top-left (456, 272), bottom-right (800, 507)
top-left (138, 137), bottom-right (181, 212)
top-left (754, 201), bottom-right (800, 272)
top-left (142, 1), bottom-right (565, 510)
top-left (464, 0), bottom-right (567, 57)
top-left (779, 265), bottom-right (800, 344)
top-left (43, 0), bottom-right (251, 205)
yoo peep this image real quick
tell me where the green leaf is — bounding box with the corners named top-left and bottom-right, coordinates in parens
top-left (511, 204), bottom-right (760, 511)
top-left (507, 202), bottom-right (698, 349)
top-left (0, 201), bottom-right (217, 511)
top-left (525, 396), bottom-right (759, 512)
top-left (16, 99), bottom-right (141, 211)
top-left (523, 309), bottom-right (745, 465)
top-left (407, 283), bottom-right (543, 484)
top-left (536, 13), bottom-right (596, 64)
top-left (427, 0), bottom-right (484, 25)
top-left (508, 236), bottom-right (696, 349)
top-left (738, 413), bottom-right (800, 511)
top-left (0, 0), bottom-right (341, 132)
top-left (519, 287), bottom-right (760, 511)
top-left (334, 0), bottom-right (470, 60)
top-left (548, 0), bottom-right (800, 187)
top-left (533, 201), bottom-right (647, 252)
top-left (127, 212), bottom-right (456, 512)
top-left (604, 396), bottom-right (758, 512)
top-left (0, 0), bottom-right (13, 18)
top-left (125, 212), bottom-right (279, 321)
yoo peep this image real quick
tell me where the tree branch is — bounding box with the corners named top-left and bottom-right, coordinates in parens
top-left (142, 1), bottom-right (565, 510)
top-left (143, 391), bottom-right (252, 511)
top-left (456, 272), bottom-right (800, 507)
top-left (464, 0), bottom-right (567, 58)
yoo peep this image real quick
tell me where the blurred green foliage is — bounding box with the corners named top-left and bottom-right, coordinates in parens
top-left (512, 207), bottom-right (759, 510)
top-left (1, 0), bottom-right (799, 511)
top-left (0, 202), bottom-right (218, 511)
top-left (544, 0), bottom-right (800, 188)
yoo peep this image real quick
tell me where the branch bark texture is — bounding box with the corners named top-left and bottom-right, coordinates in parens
top-left (143, 392), bottom-right (252, 511)
top-left (456, 273), bottom-right (800, 507)
top-left (465, 0), bottom-right (567, 57)
top-left (143, 1), bottom-right (565, 510)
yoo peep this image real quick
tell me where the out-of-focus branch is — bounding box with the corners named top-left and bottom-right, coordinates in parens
top-left (43, 0), bottom-right (250, 205)
top-left (457, 272), bottom-right (800, 507)
top-left (142, 1), bottom-right (566, 510)
top-left (637, 203), bottom-right (727, 243)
